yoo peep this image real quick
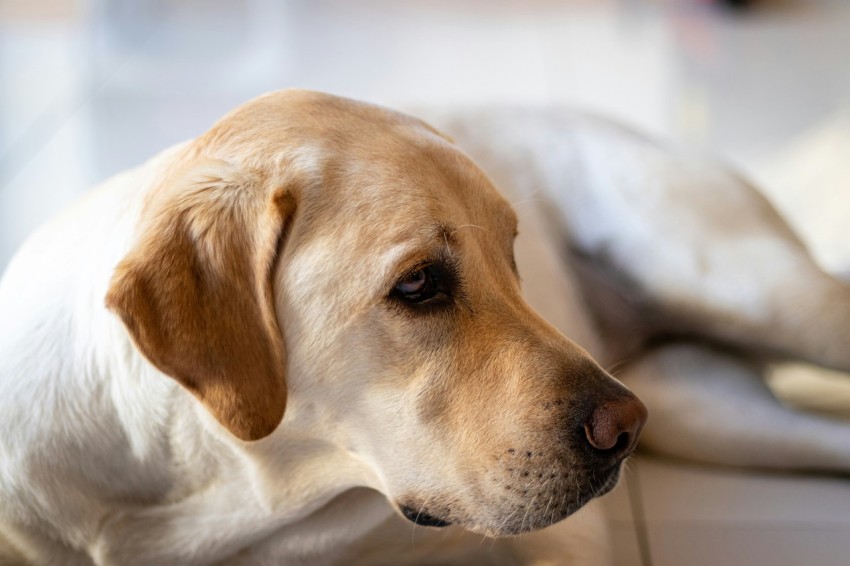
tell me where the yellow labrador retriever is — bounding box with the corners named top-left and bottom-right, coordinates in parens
top-left (5, 89), bottom-right (850, 565)
top-left (0, 90), bottom-right (645, 565)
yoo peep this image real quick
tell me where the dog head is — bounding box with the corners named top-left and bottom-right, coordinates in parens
top-left (106, 89), bottom-right (646, 536)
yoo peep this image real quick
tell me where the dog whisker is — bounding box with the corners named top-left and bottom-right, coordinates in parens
top-left (606, 357), bottom-right (634, 377)
top-left (409, 492), bottom-right (434, 546)
top-left (509, 185), bottom-right (546, 210)
top-left (451, 223), bottom-right (489, 236)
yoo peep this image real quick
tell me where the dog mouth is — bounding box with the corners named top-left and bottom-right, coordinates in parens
top-left (400, 505), bottom-right (452, 528)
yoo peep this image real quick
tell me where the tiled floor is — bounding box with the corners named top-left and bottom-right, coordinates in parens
top-left (2, 1), bottom-right (850, 564)
top-left (634, 455), bottom-right (850, 566)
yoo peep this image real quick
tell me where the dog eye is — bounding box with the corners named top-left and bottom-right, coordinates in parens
top-left (394, 265), bottom-right (441, 303)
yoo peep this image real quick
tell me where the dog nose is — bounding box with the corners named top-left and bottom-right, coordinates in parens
top-left (583, 395), bottom-right (647, 460)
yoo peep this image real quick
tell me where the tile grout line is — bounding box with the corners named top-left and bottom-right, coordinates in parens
top-left (627, 461), bottom-right (654, 566)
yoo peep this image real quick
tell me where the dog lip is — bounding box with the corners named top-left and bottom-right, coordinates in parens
top-left (598, 470), bottom-right (619, 494)
top-left (400, 505), bottom-right (452, 527)
top-left (589, 463), bottom-right (623, 499)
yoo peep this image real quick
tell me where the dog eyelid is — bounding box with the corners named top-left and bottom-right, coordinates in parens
top-left (386, 256), bottom-right (460, 311)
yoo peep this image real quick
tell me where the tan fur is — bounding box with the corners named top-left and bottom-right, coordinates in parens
top-left (95, 89), bottom-right (642, 548)
top-left (106, 159), bottom-right (296, 441)
top-left (106, 90), bottom-right (541, 444)
top-left (0, 90), bottom-right (656, 563)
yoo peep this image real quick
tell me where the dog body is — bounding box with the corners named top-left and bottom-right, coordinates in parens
top-left (1, 91), bottom-right (847, 565)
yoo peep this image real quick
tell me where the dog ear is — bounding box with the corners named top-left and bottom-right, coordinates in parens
top-left (106, 162), bottom-right (296, 441)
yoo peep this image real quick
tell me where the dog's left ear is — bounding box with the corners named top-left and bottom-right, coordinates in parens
top-left (106, 161), bottom-right (296, 441)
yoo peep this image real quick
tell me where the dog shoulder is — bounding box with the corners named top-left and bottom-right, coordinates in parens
top-left (0, 143), bottom-right (198, 545)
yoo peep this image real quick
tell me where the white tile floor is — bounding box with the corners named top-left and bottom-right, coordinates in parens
top-left (2, 1), bottom-right (850, 564)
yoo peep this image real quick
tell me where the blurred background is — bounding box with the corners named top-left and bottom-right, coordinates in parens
top-left (2, 0), bottom-right (850, 564)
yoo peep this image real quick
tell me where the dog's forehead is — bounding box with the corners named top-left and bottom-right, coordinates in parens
top-left (201, 89), bottom-right (448, 165)
top-left (222, 93), bottom-right (514, 227)
top-left (199, 90), bottom-right (517, 253)
top-left (317, 145), bottom-right (518, 262)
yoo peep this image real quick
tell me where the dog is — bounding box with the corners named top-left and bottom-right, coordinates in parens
top-left (0, 89), bottom-right (846, 565)
top-left (0, 90), bottom-right (645, 565)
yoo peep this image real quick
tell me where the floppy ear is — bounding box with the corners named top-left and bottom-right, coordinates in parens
top-left (106, 162), bottom-right (296, 441)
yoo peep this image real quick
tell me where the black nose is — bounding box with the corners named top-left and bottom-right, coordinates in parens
top-left (583, 395), bottom-right (647, 461)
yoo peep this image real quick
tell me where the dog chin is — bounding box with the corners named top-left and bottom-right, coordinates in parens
top-left (396, 464), bottom-right (623, 537)
top-left (479, 473), bottom-right (621, 537)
